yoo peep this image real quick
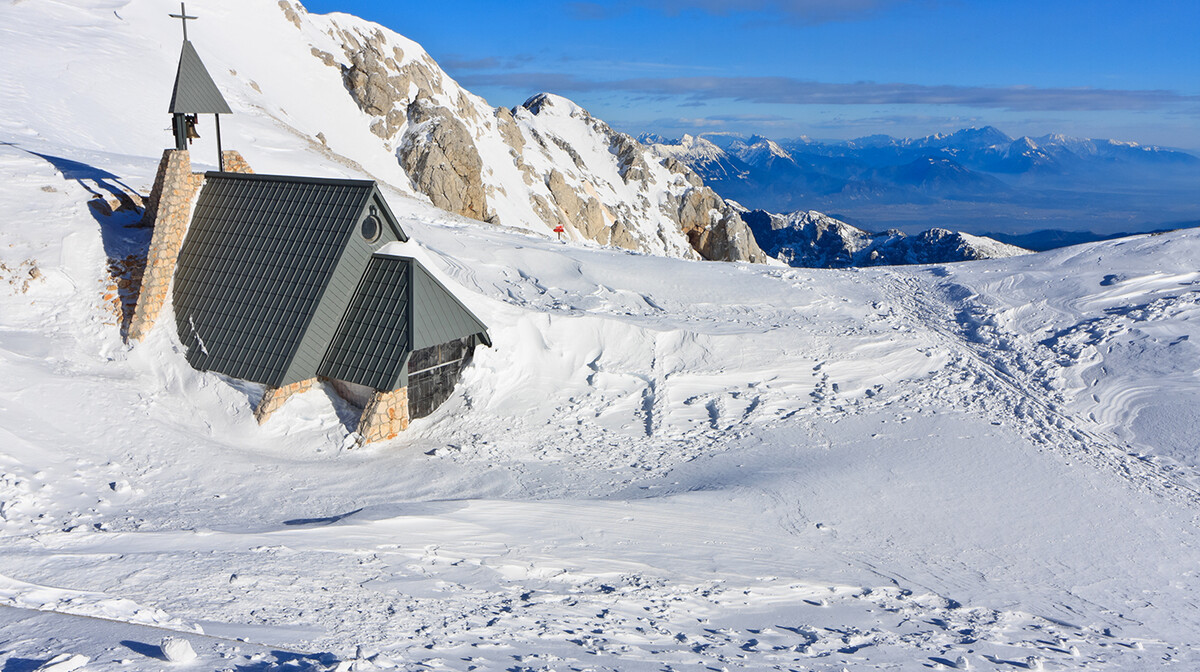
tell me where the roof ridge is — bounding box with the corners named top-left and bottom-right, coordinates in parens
top-left (203, 171), bottom-right (377, 188)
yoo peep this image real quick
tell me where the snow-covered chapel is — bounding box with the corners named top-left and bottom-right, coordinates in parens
top-left (129, 3), bottom-right (490, 444)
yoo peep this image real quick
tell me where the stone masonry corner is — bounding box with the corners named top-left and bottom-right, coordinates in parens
top-left (127, 149), bottom-right (254, 342)
top-left (358, 387), bottom-right (410, 444)
top-left (255, 378), bottom-right (318, 424)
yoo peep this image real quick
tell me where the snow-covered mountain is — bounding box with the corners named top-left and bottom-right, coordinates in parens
top-left (647, 133), bottom-right (750, 182)
top-left (740, 209), bottom-right (1029, 267)
top-left (646, 131), bottom-right (1025, 268)
top-left (6, 0), bottom-right (763, 265)
top-left (4, 1), bottom-right (1200, 670)
top-left (729, 134), bottom-right (797, 170)
top-left (301, 9), bottom-right (765, 263)
top-left (796, 125), bottom-right (1198, 169)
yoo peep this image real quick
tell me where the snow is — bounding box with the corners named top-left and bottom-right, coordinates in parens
top-left (34, 653), bottom-right (89, 672)
top-left (2, 0), bottom-right (1200, 670)
top-left (159, 637), bottom-right (197, 663)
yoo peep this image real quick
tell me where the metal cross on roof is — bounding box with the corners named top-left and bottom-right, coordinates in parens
top-left (168, 2), bottom-right (198, 42)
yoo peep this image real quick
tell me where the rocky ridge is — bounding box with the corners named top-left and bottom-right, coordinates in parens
top-left (739, 209), bottom-right (1030, 268)
top-left (283, 1), bottom-right (765, 263)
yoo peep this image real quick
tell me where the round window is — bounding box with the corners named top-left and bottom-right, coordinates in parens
top-left (361, 214), bottom-right (381, 242)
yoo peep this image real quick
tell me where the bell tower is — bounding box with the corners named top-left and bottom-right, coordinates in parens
top-left (127, 3), bottom-right (250, 342)
top-left (166, 2), bottom-right (232, 170)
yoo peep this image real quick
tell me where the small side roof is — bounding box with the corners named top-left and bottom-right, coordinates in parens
top-left (318, 254), bottom-right (490, 391)
top-left (169, 40), bottom-right (232, 114)
top-left (317, 255), bottom-right (413, 391)
top-left (410, 258), bottom-right (491, 350)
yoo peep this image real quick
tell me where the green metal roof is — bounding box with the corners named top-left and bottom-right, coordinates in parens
top-left (317, 255), bottom-right (413, 390)
top-left (318, 254), bottom-right (491, 391)
top-left (173, 173), bottom-right (408, 387)
top-left (169, 40), bottom-right (232, 115)
top-left (411, 259), bottom-right (492, 350)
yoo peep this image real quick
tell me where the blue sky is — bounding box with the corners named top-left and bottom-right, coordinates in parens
top-left (304, 0), bottom-right (1200, 149)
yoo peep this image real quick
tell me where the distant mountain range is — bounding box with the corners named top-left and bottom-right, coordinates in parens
top-left (645, 128), bottom-right (1200, 238)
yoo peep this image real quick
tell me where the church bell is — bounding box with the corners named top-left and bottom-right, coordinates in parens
top-left (185, 115), bottom-right (200, 142)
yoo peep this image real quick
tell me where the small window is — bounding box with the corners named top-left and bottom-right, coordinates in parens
top-left (361, 214), bottom-right (381, 242)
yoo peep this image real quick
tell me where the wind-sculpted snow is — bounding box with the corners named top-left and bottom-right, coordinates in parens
top-left (2, 1), bottom-right (1200, 670)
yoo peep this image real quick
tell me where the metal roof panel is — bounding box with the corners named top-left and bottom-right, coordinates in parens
top-left (174, 173), bottom-right (377, 386)
top-left (169, 40), bottom-right (232, 115)
top-left (410, 260), bottom-right (491, 350)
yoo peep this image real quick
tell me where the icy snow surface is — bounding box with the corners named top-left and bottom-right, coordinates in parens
top-left (2, 0), bottom-right (1200, 670)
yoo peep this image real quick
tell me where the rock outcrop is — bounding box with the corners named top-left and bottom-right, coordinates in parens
top-left (335, 26), bottom-right (442, 140)
top-left (511, 94), bottom-right (765, 263)
top-left (294, 10), bottom-right (768, 265)
top-left (675, 185), bottom-right (767, 263)
top-left (399, 99), bottom-right (488, 222)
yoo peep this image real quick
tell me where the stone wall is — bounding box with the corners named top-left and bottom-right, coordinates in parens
top-left (127, 150), bottom-right (203, 342)
top-left (127, 149), bottom-right (254, 342)
top-left (358, 387), bottom-right (409, 443)
top-left (105, 254), bottom-right (146, 336)
top-left (222, 150), bottom-right (254, 175)
top-left (254, 378), bottom-right (317, 424)
top-left (136, 150), bottom-right (174, 229)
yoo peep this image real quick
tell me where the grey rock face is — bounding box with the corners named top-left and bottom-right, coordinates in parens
top-left (610, 133), bottom-right (649, 184)
top-left (700, 211), bottom-right (768, 263)
top-left (660, 157), bottom-right (704, 188)
top-left (344, 47), bottom-right (394, 117)
top-left (675, 187), bottom-right (768, 263)
top-left (337, 28), bottom-right (442, 139)
top-left (544, 169), bottom-right (609, 244)
top-left (310, 47), bottom-right (336, 67)
top-left (278, 0), bottom-right (302, 29)
top-left (400, 99), bottom-right (488, 222)
top-left (324, 23), bottom-right (490, 221)
top-left (494, 106), bottom-right (525, 153)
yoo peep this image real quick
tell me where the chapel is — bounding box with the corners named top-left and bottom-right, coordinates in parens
top-left (129, 3), bottom-right (490, 443)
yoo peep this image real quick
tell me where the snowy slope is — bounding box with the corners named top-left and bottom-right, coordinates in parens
top-left (2, 1), bottom-right (1200, 671)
